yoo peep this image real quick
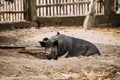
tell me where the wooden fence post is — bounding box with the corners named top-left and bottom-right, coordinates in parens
top-left (27, 0), bottom-right (37, 21)
top-left (24, 0), bottom-right (29, 21)
top-left (104, 0), bottom-right (114, 26)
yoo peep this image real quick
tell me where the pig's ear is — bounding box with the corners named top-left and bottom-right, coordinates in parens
top-left (39, 41), bottom-right (46, 47)
top-left (53, 40), bottom-right (58, 46)
top-left (57, 32), bottom-right (60, 35)
top-left (43, 37), bottom-right (49, 41)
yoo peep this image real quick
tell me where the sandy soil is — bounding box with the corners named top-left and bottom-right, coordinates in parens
top-left (0, 26), bottom-right (120, 80)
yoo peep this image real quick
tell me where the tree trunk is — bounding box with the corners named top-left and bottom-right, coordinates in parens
top-left (83, 0), bottom-right (96, 30)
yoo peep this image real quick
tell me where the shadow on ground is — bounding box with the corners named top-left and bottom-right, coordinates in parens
top-left (0, 36), bottom-right (18, 45)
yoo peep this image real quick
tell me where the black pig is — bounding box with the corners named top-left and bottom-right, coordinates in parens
top-left (39, 32), bottom-right (101, 60)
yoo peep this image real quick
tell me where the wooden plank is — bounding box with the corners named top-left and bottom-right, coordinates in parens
top-left (37, 1), bottom-right (90, 7)
top-left (18, 47), bottom-right (45, 54)
top-left (19, 47), bottom-right (45, 53)
top-left (0, 11), bottom-right (25, 13)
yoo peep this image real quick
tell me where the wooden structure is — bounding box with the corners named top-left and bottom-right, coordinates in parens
top-left (0, 0), bottom-right (25, 22)
top-left (0, 0), bottom-right (120, 28)
top-left (0, 0), bottom-right (105, 23)
top-left (0, 0), bottom-right (37, 23)
top-left (36, 0), bottom-right (105, 17)
top-left (36, 0), bottom-right (90, 17)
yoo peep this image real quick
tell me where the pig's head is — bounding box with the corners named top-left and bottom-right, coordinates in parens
top-left (39, 32), bottom-right (60, 48)
top-left (39, 37), bottom-right (59, 60)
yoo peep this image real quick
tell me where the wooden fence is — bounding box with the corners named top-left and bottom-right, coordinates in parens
top-left (0, 0), bottom-right (25, 23)
top-left (36, 0), bottom-right (104, 17)
top-left (0, 0), bottom-right (105, 23)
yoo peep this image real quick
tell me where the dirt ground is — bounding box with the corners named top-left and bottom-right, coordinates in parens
top-left (0, 26), bottom-right (120, 80)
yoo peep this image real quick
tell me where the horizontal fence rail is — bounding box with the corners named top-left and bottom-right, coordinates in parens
top-left (0, 0), bottom-right (26, 23)
top-left (36, 0), bottom-right (104, 17)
